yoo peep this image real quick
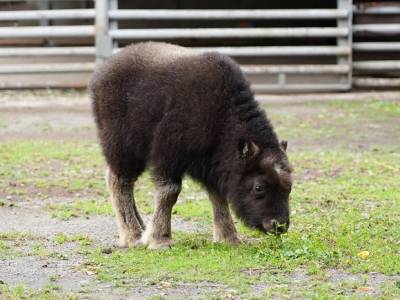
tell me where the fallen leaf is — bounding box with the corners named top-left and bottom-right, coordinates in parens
top-left (357, 251), bottom-right (370, 259)
top-left (356, 286), bottom-right (374, 292)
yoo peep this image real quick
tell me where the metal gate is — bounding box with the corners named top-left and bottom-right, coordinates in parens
top-left (96, 0), bottom-right (353, 92)
top-left (0, 0), bottom-right (358, 92)
top-left (353, 1), bottom-right (400, 88)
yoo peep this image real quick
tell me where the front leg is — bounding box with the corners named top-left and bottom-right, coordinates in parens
top-left (106, 169), bottom-right (144, 248)
top-left (141, 182), bottom-right (181, 249)
top-left (209, 191), bottom-right (241, 245)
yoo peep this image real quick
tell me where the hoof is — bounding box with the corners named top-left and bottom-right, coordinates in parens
top-left (118, 233), bottom-right (143, 248)
top-left (213, 235), bottom-right (242, 245)
top-left (148, 238), bottom-right (174, 250)
top-left (140, 225), bottom-right (174, 250)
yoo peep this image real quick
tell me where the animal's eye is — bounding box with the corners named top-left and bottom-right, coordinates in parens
top-left (254, 184), bottom-right (266, 195)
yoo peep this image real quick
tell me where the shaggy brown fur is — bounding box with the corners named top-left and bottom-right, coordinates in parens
top-left (90, 42), bottom-right (292, 249)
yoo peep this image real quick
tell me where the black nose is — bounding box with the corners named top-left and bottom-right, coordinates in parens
top-left (262, 219), bottom-right (288, 234)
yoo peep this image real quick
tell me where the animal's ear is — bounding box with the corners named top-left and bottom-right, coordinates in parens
top-left (280, 140), bottom-right (288, 152)
top-left (238, 138), bottom-right (260, 160)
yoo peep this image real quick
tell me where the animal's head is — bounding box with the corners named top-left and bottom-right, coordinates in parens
top-left (229, 139), bottom-right (292, 235)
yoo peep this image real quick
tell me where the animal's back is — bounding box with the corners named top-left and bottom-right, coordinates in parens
top-left (90, 42), bottom-right (248, 177)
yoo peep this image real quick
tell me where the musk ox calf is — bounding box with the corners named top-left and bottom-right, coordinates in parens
top-left (90, 42), bottom-right (292, 249)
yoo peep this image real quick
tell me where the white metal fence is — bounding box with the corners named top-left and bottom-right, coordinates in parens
top-left (96, 0), bottom-right (353, 92)
top-left (353, 2), bottom-right (400, 88)
top-left (0, 0), bottom-right (398, 91)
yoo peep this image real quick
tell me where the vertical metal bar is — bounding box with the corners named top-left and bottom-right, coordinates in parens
top-left (278, 73), bottom-right (286, 88)
top-left (95, 0), bottom-right (112, 63)
top-left (38, 0), bottom-right (51, 46)
top-left (38, 0), bottom-right (49, 26)
top-left (110, 0), bottom-right (118, 51)
top-left (337, 0), bottom-right (353, 90)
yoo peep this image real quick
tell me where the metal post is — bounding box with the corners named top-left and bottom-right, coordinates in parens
top-left (337, 0), bottom-right (353, 90)
top-left (38, 0), bottom-right (49, 26)
top-left (110, 0), bottom-right (118, 51)
top-left (38, 0), bottom-right (50, 46)
top-left (95, 0), bottom-right (112, 63)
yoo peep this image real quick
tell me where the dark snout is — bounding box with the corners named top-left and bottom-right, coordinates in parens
top-left (262, 218), bottom-right (289, 235)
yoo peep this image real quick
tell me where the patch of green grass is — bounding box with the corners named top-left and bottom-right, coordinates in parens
top-left (0, 282), bottom-right (69, 300)
top-left (1, 99), bottom-right (400, 298)
top-left (48, 199), bottom-right (112, 220)
top-left (0, 240), bottom-right (19, 259)
top-left (54, 233), bottom-right (92, 246)
top-left (0, 141), bottom-right (106, 197)
top-left (29, 242), bottom-right (48, 258)
top-left (46, 172), bottom-right (211, 222)
top-left (265, 100), bottom-right (400, 143)
top-left (0, 232), bottom-right (39, 241)
top-left (86, 148), bottom-right (399, 298)
top-left (330, 99), bottom-right (400, 119)
top-left (174, 199), bottom-right (211, 222)
top-left (0, 232), bottom-right (43, 259)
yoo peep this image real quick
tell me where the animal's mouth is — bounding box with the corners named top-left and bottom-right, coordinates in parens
top-left (262, 219), bottom-right (288, 235)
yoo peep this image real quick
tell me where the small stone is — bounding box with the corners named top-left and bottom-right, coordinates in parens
top-left (101, 247), bottom-right (113, 254)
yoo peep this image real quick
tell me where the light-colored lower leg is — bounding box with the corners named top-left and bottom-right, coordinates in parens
top-left (106, 169), bottom-right (144, 248)
top-left (209, 191), bottom-right (240, 245)
top-left (141, 183), bottom-right (181, 249)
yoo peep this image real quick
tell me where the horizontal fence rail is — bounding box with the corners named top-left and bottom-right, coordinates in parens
top-left (0, 26), bottom-right (94, 38)
top-left (0, 9), bottom-right (95, 20)
top-left (113, 46), bottom-right (351, 56)
top-left (241, 64), bottom-right (350, 74)
top-left (0, 47), bottom-right (95, 57)
top-left (354, 60), bottom-right (400, 71)
top-left (353, 42), bottom-right (400, 51)
top-left (189, 46), bottom-right (351, 56)
top-left (353, 24), bottom-right (400, 35)
top-left (0, 63), bottom-right (95, 74)
top-left (353, 77), bottom-right (400, 87)
top-left (109, 9), bottom-right (348, 20)
top-left (354, 5), bottom-right (400, 14)
top-left (110, 27), bottom-right (349, 39)
top-left (252, 84), bottom-right (350, 92)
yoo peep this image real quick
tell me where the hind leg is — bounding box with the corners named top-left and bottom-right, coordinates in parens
top-left (106, 168), bottom-right (145, 248)
top-left (140, 179), bottom-right (181, 249)
top-left (140, 118), bottom-right (186, 249)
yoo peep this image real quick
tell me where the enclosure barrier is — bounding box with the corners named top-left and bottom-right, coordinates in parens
top-left (352, 1), bottom-right (400, 88)
top-left (95, 0), bottom-right (353, 92)
top-left (1, 0), bottom-right (399, 91)
top-left (0, 2), bottom-right (95, 88)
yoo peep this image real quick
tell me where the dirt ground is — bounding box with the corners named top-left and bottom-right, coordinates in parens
top-left (0, 90), bottom-right (399, 299)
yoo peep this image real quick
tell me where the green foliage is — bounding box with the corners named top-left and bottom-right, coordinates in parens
top-left (54, 233), bottom-right (92, 246)
top-left (48, 199), bottom-right (112, 220)
top-left (0, 282), bottom-right (71, 300)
